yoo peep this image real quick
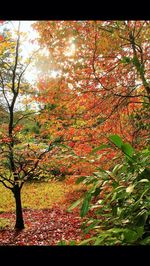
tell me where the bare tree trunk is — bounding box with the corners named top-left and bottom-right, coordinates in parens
top-left (13, 184), bottom-right (24, 230)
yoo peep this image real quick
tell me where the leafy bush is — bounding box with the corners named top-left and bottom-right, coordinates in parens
top-left (69, 135), bottom-right (150, 245)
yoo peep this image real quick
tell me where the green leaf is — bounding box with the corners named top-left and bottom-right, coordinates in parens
top-left (78, 237), bottom-right (97, 245)
top-left (138, 179), bottom-right (149, 183)
top-left (59, 144), bottom-right (70, 149)
top-left (76, 176), bottom-right (87, 184)
top-left (67, 198), bottom-right (83, 212)
top-left (112, 164), bottom-right (124, 175)
top-left (94, 233), bottom-right (110, 245)
top-left (69, 240), bottom-right (76, 245)
top-left (84, 220), bottom-right (99, 234)
top-left (121, 56), bottom-right (131, 64)
top-left (109, 135), bottom-right (123, 148)
top-left (92, 187), bottom-right (101, 197)
top-left (85, 177), bottom-right (98, 185)
top-left (58, 240), bottom-right (67, 246)
top-left (140, 236), bottom-right (150, 245)
top-left (107, 228), bottom-right (125, 234)
top-left (121, 143), bottom-right (134, 157)
top-left (135, 226), bottom-right (144, 238)
top-left (90, 144), bottom-right (110, 154)
top-left (123, 229), bottom-right (138, 243)
top-left (80, 194), bottom-right (92, 218)
top-left (135, 209), bottom-right (148, 226)
top-left (110, 192), bottom-right (117, 202)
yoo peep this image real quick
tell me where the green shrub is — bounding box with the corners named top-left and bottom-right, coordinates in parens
top-left (70, 135), bottom-right (150, 245)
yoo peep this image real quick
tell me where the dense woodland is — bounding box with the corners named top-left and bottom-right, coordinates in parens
top-left (0, 20), bottom-right (149, 245)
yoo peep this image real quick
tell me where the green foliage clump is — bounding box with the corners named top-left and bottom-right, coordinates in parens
top-left (70, 135), bottom-right (150, 245)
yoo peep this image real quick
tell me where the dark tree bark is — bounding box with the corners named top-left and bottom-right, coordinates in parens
top-left (13, 184), bottom-right (24, 230)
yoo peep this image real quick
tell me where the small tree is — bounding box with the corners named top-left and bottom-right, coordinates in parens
top-left (0, 22), bottom-right (53, 230)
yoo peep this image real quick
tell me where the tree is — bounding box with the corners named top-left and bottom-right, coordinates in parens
top-left (34, 20), bottom-right (149, 126)
top-left (0, 22), bottom-right (55, 229)
top-left (33, 20), bottom-right (149, 173)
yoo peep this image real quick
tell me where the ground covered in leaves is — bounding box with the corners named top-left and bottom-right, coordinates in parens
top-left (0, 181), bottom-right (90, 245)
top-left (0, 206), bottom-right (86, 245)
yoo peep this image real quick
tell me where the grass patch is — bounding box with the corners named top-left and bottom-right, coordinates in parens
top-left (0, 218), bottom-right (11, 229)
top-left (0, 185), bottom-right (15, 212)
top-left (0, 181), bottom-right (84, 212)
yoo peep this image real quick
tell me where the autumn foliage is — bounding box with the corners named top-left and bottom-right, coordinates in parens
top-left (0, 20), bottom-right (149, 244)
top-left (32, 20), bottom-right (149, 176)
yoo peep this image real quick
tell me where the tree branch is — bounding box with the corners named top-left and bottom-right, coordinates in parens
top-left (0, 177), bottom-right (13, 190)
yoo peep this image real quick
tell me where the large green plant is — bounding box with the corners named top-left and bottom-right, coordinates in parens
top-left (68, 135), bottom-right (150, 245)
